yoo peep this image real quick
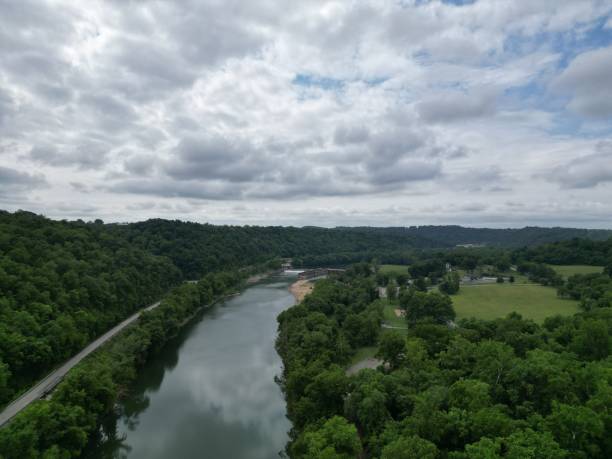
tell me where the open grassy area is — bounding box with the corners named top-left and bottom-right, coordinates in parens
top-left (379, 264), bottom-right (409, 275)
top-left (453, 283), bottom-right (579, 323)
top-left (549, 265), bottom-right (603, 278)
top-left (381, 300), bottom-right (407, 328)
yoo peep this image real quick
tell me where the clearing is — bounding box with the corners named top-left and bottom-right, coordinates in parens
top-left (381, 300), bottom-right (407, 328)
top-left (379, 264), bottom-right (409, 275)
top-left (453, 283), bottom-right (579, 323)
top-left (289, 279), bottom-right (314, 302)
top-left (549, 265), bottom-right (603, 278)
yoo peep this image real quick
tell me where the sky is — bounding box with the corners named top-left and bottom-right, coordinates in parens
top-left (1, 0), bottom-right (612, 228)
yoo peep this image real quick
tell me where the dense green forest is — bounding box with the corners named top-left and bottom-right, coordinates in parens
top-left (0, 269), bottom-right (245, 458)
top-left (276, 265), bottom-right (612, 458)
top-left (1, 209), bottom-right (612, 458)
top-left (0, 211), bottom-right (181, 407)
top-left (2, 209), bottom-right (611, 408)
top-left (117, 219), bottom-right (437, 276)
top-left (362, 226), bottom-right (612, 248)
top-left (517, 237), bottom-right (612, 267)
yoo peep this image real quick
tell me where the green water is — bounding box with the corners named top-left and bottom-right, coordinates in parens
top-left (88, 276), bottom-right (294, 459)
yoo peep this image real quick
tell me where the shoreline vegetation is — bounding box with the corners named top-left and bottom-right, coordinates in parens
top-left (276, 259), bottom-right (612, 458)
top-left (0, 265), bottom-right (271, 457)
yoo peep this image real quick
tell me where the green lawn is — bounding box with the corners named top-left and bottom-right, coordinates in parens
top-left (379, 264), bottom-right (409, 275)
top-left (381, 300), bottom-right (407, 328)
top-left (453, 283), bottom-right (579, 323)
top-left (549, 265), bottom-right (603, 278)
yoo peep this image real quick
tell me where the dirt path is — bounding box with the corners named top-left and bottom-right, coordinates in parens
top-left (346, 357), bottom-right (383, 376)
top-left (289, 279), bottom-right (314, 302)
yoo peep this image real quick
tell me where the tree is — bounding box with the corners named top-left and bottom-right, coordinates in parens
top-left (439, 272), bottom-right (460, 295)
top-left (448, 379), bottom-right (491, 412)
top-left (387, 279), bottom-right (398, 300)
top-left (545, 402), bottom-right (604, 457)
top-left (381, 435), bottom-right (438, 459)
top-left (299, 416), bottom-right (361, 459)
top-left (303, 366), bottom-right (349, 421)
top-left (570, 319), bottom-right (611, 360)
top-left (377, 332), bottom-right (405, 369)
top-left (401, 290), bottom-right (455, 325)
top-left (414, 277), bottom-right (428, 292)
top-left (504, 429), bottom-right (567, 459)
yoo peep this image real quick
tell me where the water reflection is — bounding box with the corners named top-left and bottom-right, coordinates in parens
top-left (87, 277), bottom-right (294, 459)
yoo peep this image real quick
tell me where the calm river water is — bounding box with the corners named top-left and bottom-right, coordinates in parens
top-left (88, 275), bottom-right (294, 459)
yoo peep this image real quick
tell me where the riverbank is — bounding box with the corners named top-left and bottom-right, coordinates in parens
top-left (0, 270), bottom-right (247, 457)
top-left (289, 279), bottom-right (313, 302)
top-left (87, 275), bottom-right (294, 458)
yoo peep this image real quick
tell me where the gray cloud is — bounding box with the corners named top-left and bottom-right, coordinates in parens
top-left (123, 154), bottom-right (156, 176)
top-left (0, 89), bottom-right (13, 126)
top-left (29, 142), bottom-right (110, 170)
top-left (0, 166), bottom-right (47, 195)
top-left (367, 159), bottom-right (441, 185)
top-left (417, 90), bottom-right (497, 123)
top-left (111, 178), bottom-right (243, 201)
top-left (333, 125), bottom-right (370, 145)
top-left (163, 135), bottom-right (269, 183)
top-left (546, 141), bottom-right (612, 188)
top-left (553, 46), bottom-right (612, 118)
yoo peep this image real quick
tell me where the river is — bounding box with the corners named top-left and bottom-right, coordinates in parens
top-left (88, 275), bottom-right (295, 459)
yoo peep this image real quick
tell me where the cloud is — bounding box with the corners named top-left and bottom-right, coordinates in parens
top-left (0, 166), bottom-right (47, 195)
top-left (553, 46), bottom-right (612, 118)
top-left (1, 0), bottom-right (612, 225)
top-left (546, 141), bottom-right (612, 188)
top-left (123, 154), bottom-right (156, 176)
top-left (0, 88), bottom-right (15, 127)
top-left (417, 89), bottom-right (497, 123)
top-left (29, 142), bottom-right (110, 170)
top-left (163, 135), bottom-right (268, 183)
top-left (333, 125), bottom-right (370, 145)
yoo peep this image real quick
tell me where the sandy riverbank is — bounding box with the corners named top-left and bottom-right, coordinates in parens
top-left (289, 279), bottom-right (314, 302)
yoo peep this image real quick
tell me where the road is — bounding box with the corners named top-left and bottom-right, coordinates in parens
top-left (0, 300), bottom-right (161, 427)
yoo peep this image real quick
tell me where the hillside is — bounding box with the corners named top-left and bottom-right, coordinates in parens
top-left (351, 225), bottom-right (612, 248)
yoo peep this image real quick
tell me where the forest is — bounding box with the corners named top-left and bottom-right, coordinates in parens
top-left (276, 263), bottom-right (612, 458)
top-left (0, 211), bottom-right (432, 408)
top-left (1, 209), bottom-right (612, 458)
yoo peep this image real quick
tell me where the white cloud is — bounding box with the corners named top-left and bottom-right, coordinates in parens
top-left (0, 0), bottom-right (612, 226)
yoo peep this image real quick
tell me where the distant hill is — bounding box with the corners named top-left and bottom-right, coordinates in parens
top-left (343, 225), bottom-right (612, 248)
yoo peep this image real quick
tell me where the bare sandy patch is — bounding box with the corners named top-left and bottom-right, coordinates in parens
top-left (289, 279), bottom-right (314, 302)
top-left (394, 308), bottom-right (405, 318)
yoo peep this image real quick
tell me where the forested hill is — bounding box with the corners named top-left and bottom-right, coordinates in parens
top-left (0, 211), bottom-right (181, 407)
top-left (119, 221), bottom-right (612, 278)
top-left (517, 237), bottom-right (612, 266)
top-left (116, 219), bottom-right (439, 278)
top-left (349, 225), bottom-right (612, 247)
top-left (1, 209), bottom-right (611, 407)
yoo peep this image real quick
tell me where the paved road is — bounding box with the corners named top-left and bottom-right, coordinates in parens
top-left (0, 300), bottom-right (161, 427)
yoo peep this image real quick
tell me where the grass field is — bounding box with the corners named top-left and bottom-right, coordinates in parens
top-left (381, 300), bottom-right (407, 328)
top-left (379, 264), bottom-right (409, 275)
top-left (549, 265), bottom-right (603, 278)
top-left (453, 283), bottom-right (579, 323)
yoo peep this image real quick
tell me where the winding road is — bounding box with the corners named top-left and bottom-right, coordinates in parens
top-left (0, 300), bottom-right (161, 427)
